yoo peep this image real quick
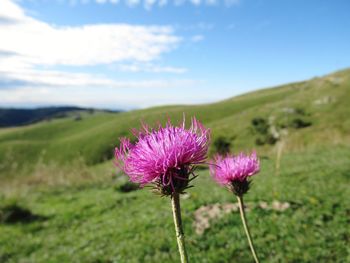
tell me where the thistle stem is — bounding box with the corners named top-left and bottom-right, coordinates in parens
top-left (171, 192), bottom-right (189, 263)
top-left (237, 195), bottom-right (260, 263)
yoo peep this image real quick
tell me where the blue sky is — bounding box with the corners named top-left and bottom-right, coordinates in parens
top-left (0, 0), bottom-right (349, 109)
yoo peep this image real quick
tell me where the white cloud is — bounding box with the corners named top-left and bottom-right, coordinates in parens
top-left (117, 63), bottom-right (187, 73)
top-left (158, 0), bottom-right (167, 6)
top-left (190, 0), bottom-right (201, 6)
top-left (205, 0), bottom-right (216, 5)
top-left (191, 34), bottom-right (204, 42)
top-left (0, 1), bottom-right (180, 66)
top-left (125, 0), bottom-right (140, 7)
top-left (0, 1), bottom-right (185, 82)
top-left (144, 0), bottom-right (157, 9)
top-left (122, 0), bottom-right (239, 7)
top-left (224, 0), bottom-right (239, 7)
top-left (174, 0), bottom-right (186, 6)
top-left (35, 0), bottom-right (240, 8)
top-left (177, 22), bottom-right (214, 31)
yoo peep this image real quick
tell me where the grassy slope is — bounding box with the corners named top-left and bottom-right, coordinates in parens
top-left (1, 146), bottom-right (349, 262)
top-left (1, 68), bottom-right (350, 177)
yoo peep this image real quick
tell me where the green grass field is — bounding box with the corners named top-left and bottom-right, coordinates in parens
top-left (1, 69), bottom-right (350, 262)
top-left (1, 146), bottom-right (349, 262)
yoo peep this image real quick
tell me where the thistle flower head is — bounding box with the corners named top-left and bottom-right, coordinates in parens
top-left (210, 151), bottom-right (260, 196)
top-left (115, 117), bottom-right (210, 195)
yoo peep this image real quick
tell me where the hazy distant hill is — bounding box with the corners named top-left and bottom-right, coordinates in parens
top-left (0, 68), bottom-right (349, 175)
top-left (0, 107), bottom-right (119, 127)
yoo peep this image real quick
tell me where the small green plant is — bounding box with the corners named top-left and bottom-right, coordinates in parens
top-left (290, 118), bottom-right (312, 129)
top-left (213, 136), bottom-right (231, 155)
top-left (0, 202), bottom-right (44, 224)
top-left (100, 146), bottom-right (115, 162)
top-left (252, 117), bottom-right (278, 146)
top-left (251, 118), bottom-right (269, 135)
top-left (115, 181), bottom-right (140, 193)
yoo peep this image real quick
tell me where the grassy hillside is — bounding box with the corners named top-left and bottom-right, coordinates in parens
top-left (1, 145), bottom-right (349, 262)
top-left (0, 68), bottom-right (349, 178)
top-left (0, 68), bottom-right (349, 262)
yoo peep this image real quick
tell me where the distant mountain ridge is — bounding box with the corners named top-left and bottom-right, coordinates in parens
top-left (0, 107), bottom-right (120, 127)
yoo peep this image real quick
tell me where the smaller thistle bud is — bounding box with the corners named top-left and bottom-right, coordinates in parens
top-left (210, 151), bottom-right (260, 196)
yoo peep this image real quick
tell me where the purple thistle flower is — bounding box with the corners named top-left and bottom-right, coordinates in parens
top-left (210, 151), bottom-right (260, 196)
top-left (115, 117), bottom-right (210, 195)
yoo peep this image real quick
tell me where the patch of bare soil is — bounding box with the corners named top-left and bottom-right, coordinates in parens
top-left (193, 201), bottom-right (291, 235)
